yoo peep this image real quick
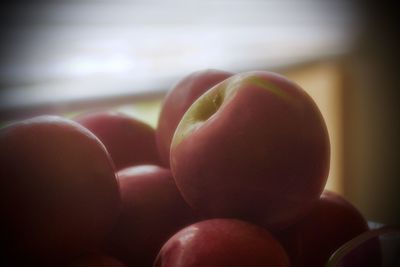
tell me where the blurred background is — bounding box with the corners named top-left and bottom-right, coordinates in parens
top-left (0, 0), bottom-right (399, 226)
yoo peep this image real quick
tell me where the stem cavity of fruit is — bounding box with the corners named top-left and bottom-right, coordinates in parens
top-left (171, 82), bottom-right (228, 149)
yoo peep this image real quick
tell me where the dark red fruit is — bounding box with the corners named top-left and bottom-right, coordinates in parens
top-left (106, 165), bottom-right (198, 267)
top-left (75, 111), bottom-right (160, 170)
top-left (0, 116), bottom-right (120, 266)
top-left (277, 191), bottom-right (381, 267)
top-left (155, 218), bottom-right (290, 267)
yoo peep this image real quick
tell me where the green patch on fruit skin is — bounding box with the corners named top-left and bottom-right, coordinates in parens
top-left (248, 76), bottom-right (288, 98)
top-left (229, 73), bottom-right (292, 101)
top-left (171, 72), bottom-right (294, 149)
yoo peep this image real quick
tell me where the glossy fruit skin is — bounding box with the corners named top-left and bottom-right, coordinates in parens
top-left (171, 71), bottom-right (330, 231)
top-left (106, 165), bottom-right (198, 267)
top-left (62, 254), bottom-right (125, 267)
top-left (154, 218), bottom-right (290, 267)
top-left (0, 116), bottom-right (120, 266)
top-left (276, 191), bottom-right (382, 267)
top-left (156, 69), bottom-right (233, 167)
top-left (75, 111), bottom-right (160, 171)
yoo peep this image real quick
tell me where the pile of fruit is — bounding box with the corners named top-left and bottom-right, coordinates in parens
top-left (0, 70), bottom-right (382, 267)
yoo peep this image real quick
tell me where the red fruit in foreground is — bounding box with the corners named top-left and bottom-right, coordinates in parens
top-left (156, 69), bottom-right (233, 166)
top-left (171, 71), bottom-right (330, 230)
top-left (155, 218), bottom-right (290, 267)
top-left (75, 111), bottom-right (160, 171)
top-left (0, 116), bottom-right (120, 265)
top-left (277, 191), bottom-right (381, 267)
top-left (62, 254), bottom-right (125, 267)
top-left (106, 165), bottom-right (198, 267)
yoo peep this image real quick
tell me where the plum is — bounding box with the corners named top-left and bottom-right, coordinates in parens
top-left (0, 116), bottom-right (120, 265)
top-left (106, 165), bottom-right (198, 267)
top-left (276, 191), bottom-right (382, 267)
top-left (75, 111), bottom-right (160, 171)
top-left (155, 218), bottom-right (290, 267)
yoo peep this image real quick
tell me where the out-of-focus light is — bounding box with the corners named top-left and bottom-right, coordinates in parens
top-left (0, 0), bottom-right (359, 117)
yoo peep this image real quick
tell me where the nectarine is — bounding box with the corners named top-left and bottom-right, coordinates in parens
top-left (171, 71), bottom-right (330, 230)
